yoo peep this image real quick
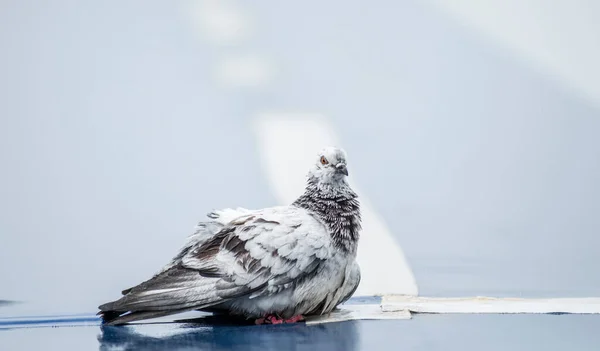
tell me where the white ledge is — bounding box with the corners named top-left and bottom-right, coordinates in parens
top-left (306, 304), bottom-right (411, 325)
top-left (382, 295), bottom-right (600, 314)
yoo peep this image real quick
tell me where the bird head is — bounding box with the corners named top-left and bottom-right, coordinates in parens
top-left (309, 146), bottom-right (349, 183)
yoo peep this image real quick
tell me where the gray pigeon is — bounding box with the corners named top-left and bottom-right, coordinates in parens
top-left (98, 147), bottom-right (361, 325)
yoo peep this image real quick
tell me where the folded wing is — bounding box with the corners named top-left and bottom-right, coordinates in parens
top-left (98, 206), bottom-right (331, 324)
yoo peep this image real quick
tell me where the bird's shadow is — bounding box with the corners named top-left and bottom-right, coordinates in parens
top-left (98, 315), bottom-right (360, 351)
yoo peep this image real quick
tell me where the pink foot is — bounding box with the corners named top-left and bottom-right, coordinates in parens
top-left (255, 314), bottom-right (304, 325)
top-left (284, 315), bottom-right (305, 323)
top-left (255, 314), bottom-right (283, 325)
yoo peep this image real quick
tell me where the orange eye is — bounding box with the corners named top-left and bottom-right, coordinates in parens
top-left (320, 156), bottom-right (329, 165)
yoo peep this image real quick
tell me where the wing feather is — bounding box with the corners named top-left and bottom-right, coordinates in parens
top-left (99, 206), bottom-right (332, 325)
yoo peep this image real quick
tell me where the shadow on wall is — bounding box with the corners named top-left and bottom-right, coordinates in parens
top-left (0, 300), bottom-right (18, 307)
top-left (98, 321), bottom-right (360, 351)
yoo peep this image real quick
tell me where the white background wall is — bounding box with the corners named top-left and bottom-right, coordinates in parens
top-left (1, 0), bottom-right (599, 316)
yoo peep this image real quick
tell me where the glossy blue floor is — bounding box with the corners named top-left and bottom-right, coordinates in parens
top-left (3, 314), bottom-right (600, 351)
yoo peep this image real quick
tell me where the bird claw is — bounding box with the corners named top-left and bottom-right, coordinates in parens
top-left (255, 314), bottom-right (304, 325)
top-left (284, 315), bottom-right (305, 323)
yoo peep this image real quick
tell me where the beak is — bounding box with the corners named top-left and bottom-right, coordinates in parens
top-left (336, 163), bottom-right (349, 176)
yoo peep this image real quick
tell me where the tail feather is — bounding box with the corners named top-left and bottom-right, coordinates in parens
top-left (98, 265), bottom-right (223, 325)
top-left (99, 309), bottom-right (186, 325)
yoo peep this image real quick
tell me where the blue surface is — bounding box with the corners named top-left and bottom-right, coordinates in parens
top-left (2, 315), bottom-right (600, 351)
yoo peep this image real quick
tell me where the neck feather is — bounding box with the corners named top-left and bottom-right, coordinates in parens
top-left (293, 176), bottom-right (361, 251)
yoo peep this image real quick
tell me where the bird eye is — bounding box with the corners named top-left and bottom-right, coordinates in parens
top-left (320, 156), bottom-right (329, 165)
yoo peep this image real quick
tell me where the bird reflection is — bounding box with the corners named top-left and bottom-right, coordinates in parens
top-left (98, 317), bottom-right (360, 351)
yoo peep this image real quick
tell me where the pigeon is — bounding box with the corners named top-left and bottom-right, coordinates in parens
top-left (98, 147), bottom-right (362, 325)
